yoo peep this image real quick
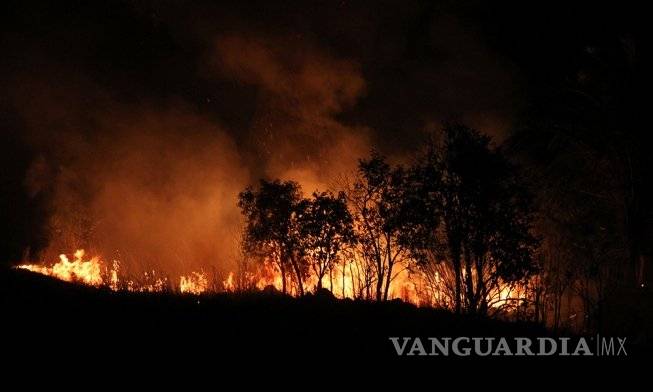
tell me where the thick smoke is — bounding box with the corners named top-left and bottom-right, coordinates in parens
top-left (212, 34), bottom-right (371, 193)
top-left (7, 32), bottom-right (372, 277)
top-left (11, 74), bottom-right (248, 276)
top-left (2, 1), bottom-right (519, 276)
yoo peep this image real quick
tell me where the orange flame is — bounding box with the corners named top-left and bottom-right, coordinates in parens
top-left (179, 271), bottom-right (208, 295)
top-left (17, 249), bottom-right (107, 286)
top-left (15, 249), bottom-right (530, 312)
top-left (223, 272), bottom-right (235, 292)
top-left (17, 249), bottom-right (207, 294)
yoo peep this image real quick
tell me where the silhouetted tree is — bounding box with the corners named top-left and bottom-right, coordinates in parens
top-left (238, 180), bottom-right (306, 295)
top-left (297, 191), bottom-right (355, 291)
top-left (345, 152), bottom-right (412, 301)
top-left (407, 124), bottom-right (539, 314)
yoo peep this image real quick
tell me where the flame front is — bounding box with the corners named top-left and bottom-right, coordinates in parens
top-left (16, 248), bottom-right (531, 311)
top-left (18, 249), bottom-right (106, 286)
top-left (180, 271), bottom-right (208, 295)
top-left (17, 249), bottom-right (208, 295)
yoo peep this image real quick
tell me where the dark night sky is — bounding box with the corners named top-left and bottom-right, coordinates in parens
top-left (2, 1), bottom-right (641, 142)
top-left (0, 0), bottom-right (645, 265)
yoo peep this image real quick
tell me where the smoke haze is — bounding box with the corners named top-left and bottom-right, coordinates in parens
top-left (1, 0), bottom-right (523, 274)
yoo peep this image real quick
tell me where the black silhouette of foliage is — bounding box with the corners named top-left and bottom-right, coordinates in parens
top-left (238, 179), bottom-right (306, 295)
top-left (239, 135), bottom-right (539, 311)
top-left (297, 191), bottom-right (355, 290)
top-left (347, 152), bottom-right (413, 301)
top-left (404, 124), bottom-right (539, 314)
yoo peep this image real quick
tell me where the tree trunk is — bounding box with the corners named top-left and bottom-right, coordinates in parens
top-left (553, 289), bottom-right (562, 332)
top-left (452, 252), bottom-right (462, 314)
top-left (342, 262), bottom-right (347, 298)
top-left (475, 256), bottom-right (487, 314)
top-left (464, 248), bottom-right (475, 313)
top-left (375, 276), bottom-right (383, 301)
top-left (290, 254), bottom-right (304, 296)
top-left (383, 261), bottom-right (395, 301)
top-left (329, 268), bottom-right (333, 292)
top-left (279, 262), bottom-right (287, 294)
top-left (375, 254), bottom-right (384, 301)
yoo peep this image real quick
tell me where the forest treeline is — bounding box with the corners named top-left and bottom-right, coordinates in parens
top-left (236, 39), bottom-right (649, 335)
top-left (236, 124), bottom-right (539, 318)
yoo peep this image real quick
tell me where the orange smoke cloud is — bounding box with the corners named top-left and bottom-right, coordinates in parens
top-left (45, 109), bottom-right (248, 277)
top-left (213, 34), bottom-right (372, 192)
top-left (10, 71), bottom-right (250, 277)
top-left (10, 32), bottom-right (376, 278)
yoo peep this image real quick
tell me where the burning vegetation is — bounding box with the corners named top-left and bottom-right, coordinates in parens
top-left (1, 2), bottom-right (648, 360)
top-left (18, 249), bottom-right (105, 287)
top-left (16, 124), bottom-right (539, 319)
top-left (18, 249), bottom-right (210, 294)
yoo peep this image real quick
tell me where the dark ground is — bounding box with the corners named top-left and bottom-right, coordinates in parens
top-left (0, 266), bottom-right (646, 374)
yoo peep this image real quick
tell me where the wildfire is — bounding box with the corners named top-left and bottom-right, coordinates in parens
top-left (223, 272), bottom-right (235, 291)
top-left (223, 259), bottom-right (427, 304)
top-left (179, 271), bottom-right (208, 295)
top-left (15, 249), bottom-right (531, 312)
top-left (490, 283), bottom-right (528, 309)
top-left (126, 271), bottom-right (169, 293)
top-left (16, 249), bottom-right (207, 295)
top-left (17, 249), bottom-right (107, 286)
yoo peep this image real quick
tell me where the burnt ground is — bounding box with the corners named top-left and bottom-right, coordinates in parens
top-left (0, 266), bottom-right (647, 374)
